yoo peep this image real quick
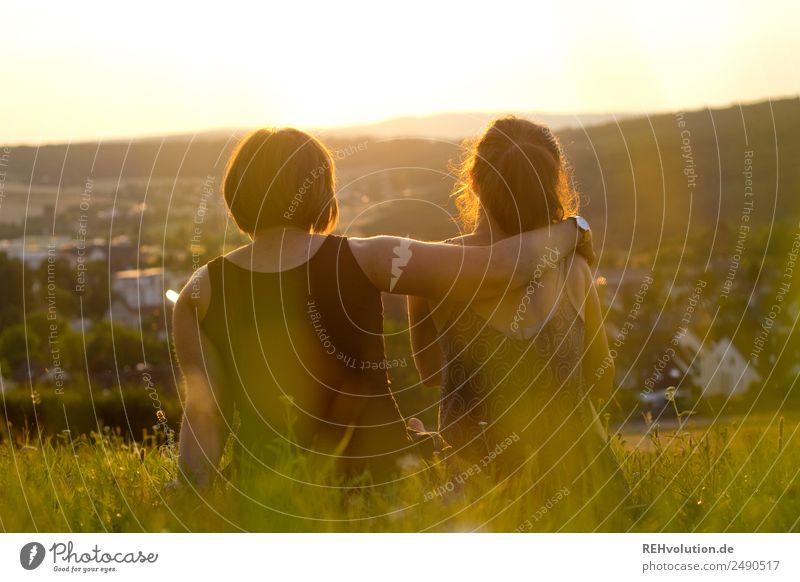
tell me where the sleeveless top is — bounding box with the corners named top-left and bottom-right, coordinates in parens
top-left (438, 257), bottom-right (627, 513)
top-left (200, 234), bottom-right (413, 480)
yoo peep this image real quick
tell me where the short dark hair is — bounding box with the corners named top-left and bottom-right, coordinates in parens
top-left (223, 128), bottom-right (339, 235)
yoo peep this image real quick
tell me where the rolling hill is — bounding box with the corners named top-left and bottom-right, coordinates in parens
top-left (1, 97), bottom-right (798, 255)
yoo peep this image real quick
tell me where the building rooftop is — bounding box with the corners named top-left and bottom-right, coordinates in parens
top-left (114, 267), bottom-right (164, 279)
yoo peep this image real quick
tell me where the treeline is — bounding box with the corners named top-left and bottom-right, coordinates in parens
top-left (2, 98), bottom-right (798, 252)
top-left (0, 253), bottom-right (172, 387)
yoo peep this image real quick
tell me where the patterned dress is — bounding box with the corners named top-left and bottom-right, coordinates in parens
top-left (438, 258), bottom-right (628, 529)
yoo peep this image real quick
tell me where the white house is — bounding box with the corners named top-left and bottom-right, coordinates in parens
top-left (676, 333), bottom-right (761, 397)
top-left (0, 374), bottom-right (17, 392)
top-left (0, 236), bottom-right (71, 268)
top-left (108, 268), bottom-right (184, 338)
top-left (113, 268), bottom-right (166, 308)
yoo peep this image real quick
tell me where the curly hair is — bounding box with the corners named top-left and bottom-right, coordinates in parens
top-left (452, 116), bottom-right (578, 234)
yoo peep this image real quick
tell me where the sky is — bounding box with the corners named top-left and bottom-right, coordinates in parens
top-left (2, 0), bottom-right (798, 144)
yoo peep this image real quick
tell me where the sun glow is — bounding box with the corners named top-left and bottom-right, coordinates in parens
top-left (1, 0), bottom-right (797, 143)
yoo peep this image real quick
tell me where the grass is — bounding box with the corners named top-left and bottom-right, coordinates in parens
top-left (1, 412), bottom-right (798, 533)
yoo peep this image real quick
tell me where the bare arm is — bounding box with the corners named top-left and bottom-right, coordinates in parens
top-left (348, 220), bottom-right (582, 300)
top-left (408, 296), bottom-right (443, 387)
top-left (173, 267), bottom-right (230, 487)
top-left (577, 259), bottom-right (614, 407)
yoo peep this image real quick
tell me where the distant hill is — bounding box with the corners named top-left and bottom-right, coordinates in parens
top-left (558, 97), bottom-right (800, 255)
top-left (317, 111), bottom-right (630, 140)
top-left (47, 111), bottom-right (629, 145)
top-left (0, 111), bottom-right (629, 186)
top-left (1, 97), bottom-right (798, 254)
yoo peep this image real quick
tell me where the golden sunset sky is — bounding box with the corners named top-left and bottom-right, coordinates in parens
top-left (2, 0), bottom-right (798, 144)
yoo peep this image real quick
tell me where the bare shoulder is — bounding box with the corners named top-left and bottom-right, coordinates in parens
top-left (177, 264), bottom-right (212, 321)
top-left (443, 234), bottom-right (470, 246)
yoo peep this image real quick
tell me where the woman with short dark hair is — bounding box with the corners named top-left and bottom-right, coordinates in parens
top-left (172, 127), bottom-right (587, 487)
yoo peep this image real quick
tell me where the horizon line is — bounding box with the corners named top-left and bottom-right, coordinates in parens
top-left (3, 94), bottom-right (797, 148)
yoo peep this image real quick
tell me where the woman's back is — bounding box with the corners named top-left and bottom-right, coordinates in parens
top-left (434, 252), bottom-right (627, 527)
top-left (430, 235), bottom-right (575, 336)
top-left (436, 254), bottom-right (597, 461)
top-left (200, 234), bottom-right (412, 480)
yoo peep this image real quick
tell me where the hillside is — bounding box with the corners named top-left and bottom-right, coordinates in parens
top-left (1, 97), bottom-right (798, 253)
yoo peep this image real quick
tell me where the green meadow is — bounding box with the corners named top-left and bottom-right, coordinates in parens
top-left (2, 413), bottom-right (797, 532)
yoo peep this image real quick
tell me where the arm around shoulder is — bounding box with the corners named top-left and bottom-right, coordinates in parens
top-left (346, 220), bottom-right (581, 301)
